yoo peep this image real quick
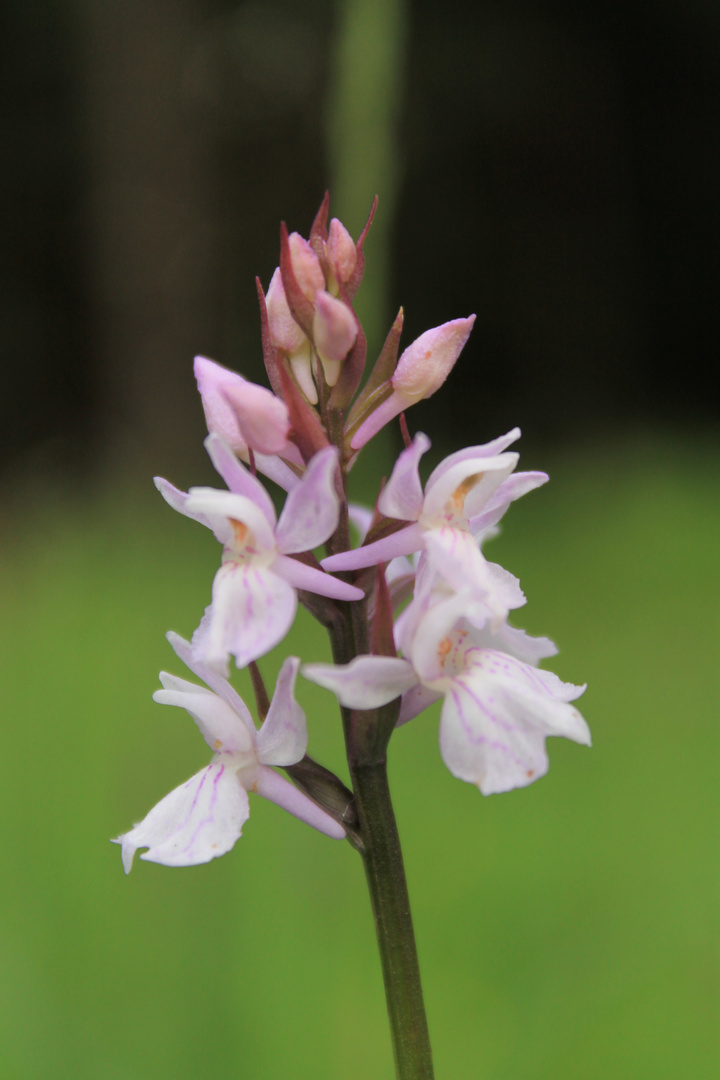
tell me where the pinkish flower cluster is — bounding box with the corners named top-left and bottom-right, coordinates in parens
top-left (114, 195), bottom-right (589, 871)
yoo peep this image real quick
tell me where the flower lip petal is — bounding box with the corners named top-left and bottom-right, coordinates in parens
top-left (193, 562), bottom-right (297, 670)
top-left (114, 761), bottom-right (250, 871)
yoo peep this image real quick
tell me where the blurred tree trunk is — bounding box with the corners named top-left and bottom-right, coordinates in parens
top-left (77, 0), bottom-right (221, 478)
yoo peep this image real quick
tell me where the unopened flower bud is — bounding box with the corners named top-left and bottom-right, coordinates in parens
top-left (350, 315), bottom-right (476, 450)
top-left (288, 232), bottom-right (325, 301)
top-left (312, 290), bottom-right (358, 386)
top-left (222, 378), bottom-right (291, 456)
top-left (392, 316), bottom-right (476, 403)
top-left (325, 218), bottom-right (356, 293)
top-left (266, 268), bottom-right (306, 355)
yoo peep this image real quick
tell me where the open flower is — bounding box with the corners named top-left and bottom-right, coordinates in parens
top-left (114, 634), bottom-right (346, 871)
top-left (323, 429), bottom-right (547, 621)
top-left (156, 435), bottom-right (363, 671)
top-left (304, 589), bottom-right (589, 795)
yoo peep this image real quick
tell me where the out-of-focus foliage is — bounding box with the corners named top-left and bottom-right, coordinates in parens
top-left (1, 435), bottom-right (716, 1078)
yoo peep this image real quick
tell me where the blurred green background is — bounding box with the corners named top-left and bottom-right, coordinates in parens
top-left (1, 0), bottom-right (718, 1077)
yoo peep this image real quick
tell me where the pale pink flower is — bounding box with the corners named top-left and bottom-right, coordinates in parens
top-left (304, 590), bottom-right (589, 796)
top-left (323, 429), bottom-right (547, 622)
top-left (156, 435), bottom-right (363, 671)
top-left (114, 634), bottom-right (345, 871)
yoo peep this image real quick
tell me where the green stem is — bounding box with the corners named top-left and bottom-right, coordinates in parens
top-left (350, 758), bottom-right (434, 1079)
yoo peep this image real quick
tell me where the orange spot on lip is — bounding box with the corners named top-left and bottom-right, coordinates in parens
top-left (213, 739), bottom-right (223, 750)
top-left (450, 472), bottom-right (484, 510)
top-left (229, 518), bottom-right (249, 545)
top-left (437, 637), bottom-right (452, 665)
top-left (526, 769), bottom-right (534, 778)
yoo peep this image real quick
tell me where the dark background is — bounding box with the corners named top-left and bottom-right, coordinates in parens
top-left (2, 0), bottom-right (718, 483)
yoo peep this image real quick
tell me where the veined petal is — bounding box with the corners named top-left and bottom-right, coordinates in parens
top-left (274, 554), bottom-right (364, 601)
top-left (153, 677), bottom-right (254, 756)
top-left (377, 433), bottom-right (430, 521)
top-left (275, 447), bottom-right (340, 554)
top-left (255, 657), bottom-right (307, 766)
top-left (303, 656), bottom-right (417, 709)
top-left (254, 765), bottom-right (346, 839)
top-left (114, 761), bottom-right (250, 871)
top-left (193, 562), bottom-right (297, 669)
top-left (204, 433), bottom-right (277, 525)
top-left (321, 522), bottom-right (424, 573)
top-left (439, 679), bottom-right (552, 795)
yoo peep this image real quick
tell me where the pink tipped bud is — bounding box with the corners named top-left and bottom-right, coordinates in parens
top-left (392, 316), bottom-right (476, 403)
top-left (221, 378), bottom-right (290, 456)
top-left (288, 232), bottom-right (325, 301)
top-left (326, 218), bottom-right (357, 291)
top-left (350, 315), bottom-right (476, 452)
top-left (266, 268), bottom-right (306, 355)
top-left (312, 290), bottom-right (357, 386)
top-left (194, 356), bottom-right (248, 453)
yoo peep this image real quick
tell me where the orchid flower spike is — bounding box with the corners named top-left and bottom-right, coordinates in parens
top-left (304, 589), bottom-right (590, 796)
top-left (323, 429), bottom-right (547, 622)
top-left (351, 316), bottom-right (476, 450)
top-left (156, 434), bottom-right (364, 672)
top-left (114, 633), bottom-right (345, 871)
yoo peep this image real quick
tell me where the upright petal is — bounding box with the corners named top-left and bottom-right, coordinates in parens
top-left (275, 447), bottom-right (340, 554)
top-left (114, 761), bottom-right (250, 871)
top-left (377, 433), bottom-right (431, 522)
top-left (255, 657), bottom-right (308, 766)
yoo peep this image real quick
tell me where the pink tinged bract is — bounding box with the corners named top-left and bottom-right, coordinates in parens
top-left (350, 316), bottom-right (475, 450)
top-left (113, 643), bottom-right (345, 872)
